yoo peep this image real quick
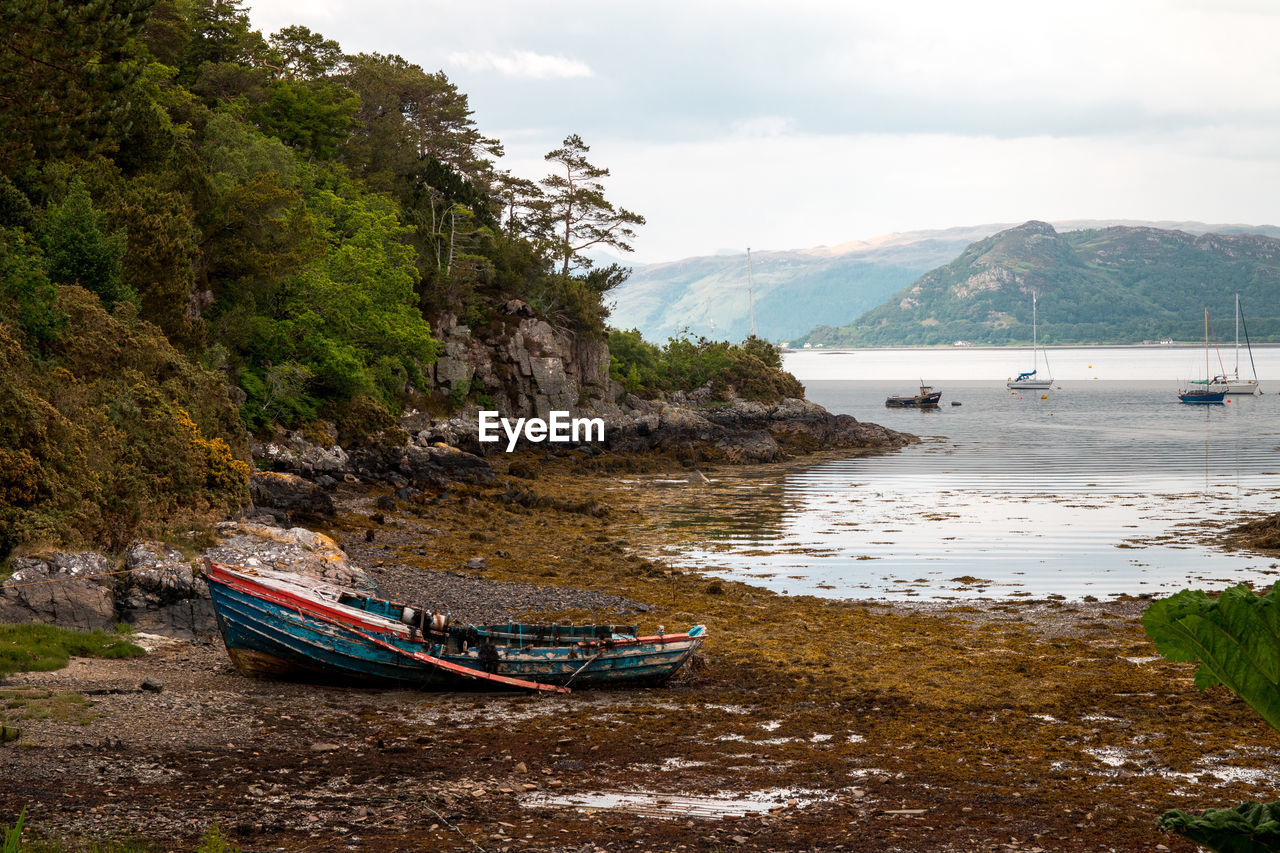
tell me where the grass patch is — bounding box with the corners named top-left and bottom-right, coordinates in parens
top-left (0, 624), bottom-right (145, 679)
top-left (0, 687), bottom-right (98, 726)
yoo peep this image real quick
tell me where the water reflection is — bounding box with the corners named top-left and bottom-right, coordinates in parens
top-left (663, 477), bottom-right (792, 543)
top-left (660, 381), bottom-right (1280, 600)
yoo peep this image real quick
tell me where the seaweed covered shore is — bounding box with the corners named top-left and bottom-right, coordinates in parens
top-left (1, 451), bottom-right (1277, 852)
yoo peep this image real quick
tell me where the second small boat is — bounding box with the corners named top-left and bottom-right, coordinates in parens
top-left (886, 383), bottom-right (942, 408)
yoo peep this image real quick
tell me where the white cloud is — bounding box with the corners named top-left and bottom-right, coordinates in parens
top-left (446, 50), bottom-right (593, 79)
top-left (246, 0), bottom-right (1280, 262)
top-left (823, 0), bottom-right (1280, 121)
top-left (731, 116), bottom-right (795, 138)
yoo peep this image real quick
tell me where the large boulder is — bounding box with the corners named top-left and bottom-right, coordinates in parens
top-left (0, 552), bottom-right (116, 631)
top-left (716, 429), bottom-right (781, 463)
top-left (202, 522), bottom-right (375, 592)
top-left (348, 440), bottom-right (495, 486)
top-left (0, 526), bottom-right (376, 639)
top-left (249, 471), bottom-right (335, 522)
top-left (402, 443), bottom-right (495, 487)
top-left (126, 524), bottom-right (374, 639)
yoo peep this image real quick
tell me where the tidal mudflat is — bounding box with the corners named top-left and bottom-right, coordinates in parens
top-left (2, 453), bottom-right (1275, 852)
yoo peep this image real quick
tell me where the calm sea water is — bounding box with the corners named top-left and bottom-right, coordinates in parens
top-left (659, 347), bottom-right (1280, 601)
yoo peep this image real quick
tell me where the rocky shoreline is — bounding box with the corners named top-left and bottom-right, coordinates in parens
top-left (0, 391), bottom-right (915, 635)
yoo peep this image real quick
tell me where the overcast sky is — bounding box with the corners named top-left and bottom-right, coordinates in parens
top-left (248, 0), bottom-right (1280, 263)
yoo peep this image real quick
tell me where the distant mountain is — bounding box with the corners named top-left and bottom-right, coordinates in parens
top-left (607, 220), bottom-right (1280, 345)
top-left (799, 221), bottom-right (1280, 347)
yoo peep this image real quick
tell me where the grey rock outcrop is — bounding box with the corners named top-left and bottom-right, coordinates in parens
top-left (600, 394), bottom-right (915, 462)
top-left (348, 441), bottom-right (495, 488)
top-left (429, 309), bottom-right (618, 422)
top-left (252, 419), bottom-right (496, 489)
top-left (0, 525), bottom-right (375, 640)
top-left (121, 542), bottom-right (215, 640)
top-left (251, 428), bottom-right (349, 477)
top-left (0, 552), bottom-right (116, 631)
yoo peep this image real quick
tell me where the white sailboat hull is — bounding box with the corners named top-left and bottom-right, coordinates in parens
top-left (1007, 379), bottom-right (1053, 390)
top-left (1224, 379), bottom-right (1261, 395)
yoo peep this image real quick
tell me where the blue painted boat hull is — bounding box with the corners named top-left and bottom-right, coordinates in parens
top-left (206, 565), bottom-right (704, 691)
top-left (1178, 390), bottom-right (1225, 404)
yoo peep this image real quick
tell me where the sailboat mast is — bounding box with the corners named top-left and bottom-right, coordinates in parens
top-left (1032, 293), bottom-right (1038, 370)
top-left (747, 248), bottom-right (757, 338)
top-left (1241, 298), bottom-right (1259, 382)
top-left (1235, 293), bottom-right (1241, 376)
top-left (1204, 307), bottom-right (1209, 380)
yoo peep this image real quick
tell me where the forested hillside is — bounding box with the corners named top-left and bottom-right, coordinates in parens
top-left (801, 221), bottom-right (1280, 347)
top-left (0, 0), bottom-right (654, 556)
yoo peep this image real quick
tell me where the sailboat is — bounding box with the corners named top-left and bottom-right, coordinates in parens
top-left (1178, 308), bottom-right (1226, 404)
top-left (1222, 294), bottom-right (1261, 395)
top-left (1007, 293), bottom-right (1053, 390)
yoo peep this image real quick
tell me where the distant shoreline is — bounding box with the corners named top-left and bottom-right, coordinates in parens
top-left (783, 342), bottom-right (1280, 353)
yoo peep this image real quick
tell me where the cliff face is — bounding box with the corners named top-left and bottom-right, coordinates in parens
top-left (428, 300), bottom-right (619, 421)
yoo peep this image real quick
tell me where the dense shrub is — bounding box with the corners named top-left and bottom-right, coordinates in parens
top-left (327, 394), bottom-right (408, 448)
top-left (609, 330), bottom-right (804, 403)
top-left (0, 286), bottom-right (250, 557)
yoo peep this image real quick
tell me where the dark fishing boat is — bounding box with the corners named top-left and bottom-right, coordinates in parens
top-left (886, 384), bottom-right (942, 408)
top-left (1178, 388), bottom-right (1226, 404)
top-left (203, 562), bottom-right (705, 693)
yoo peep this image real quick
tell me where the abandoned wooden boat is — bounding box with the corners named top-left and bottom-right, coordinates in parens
top-left (203, 562), bottom-right (705, 693)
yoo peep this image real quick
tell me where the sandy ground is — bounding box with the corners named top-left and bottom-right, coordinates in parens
top-left (2, 451), bottom-right (1278, 852)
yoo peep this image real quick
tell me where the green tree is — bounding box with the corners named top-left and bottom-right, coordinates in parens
top-left (196, 112), bottom-right (317, 321)
top-left (0, 0), bottom-right (154, 173)
top-left (493, 169), bottom-right (544, 239)
top-left (181, 0), bottom-right (260, 70)
top-left (108, 174), bottom-right (202, 345)
top-left (537, 134), bottom-right (644, 278)
top-left (250, 26), bottom-right (358, 160)
top-left (40, 177), bottom-right (132, 309)
top-left (342, 54), bottom-right (502, 191)
top-left (250, 78), bottom-right (359, 161)
top-left (234, 170), bottom-right (440, 427)
top-left (0, 227), bottom-right (65, 349)
top-left (181, 0), bottom-right (269, 104)
top-left (139, 0), bottom-right (191, 66)
top-left (267, 25), bottom-right (344, 80)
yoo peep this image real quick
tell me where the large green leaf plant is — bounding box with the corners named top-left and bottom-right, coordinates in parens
top-left (1143, 582), bottom-right (1280, 852)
